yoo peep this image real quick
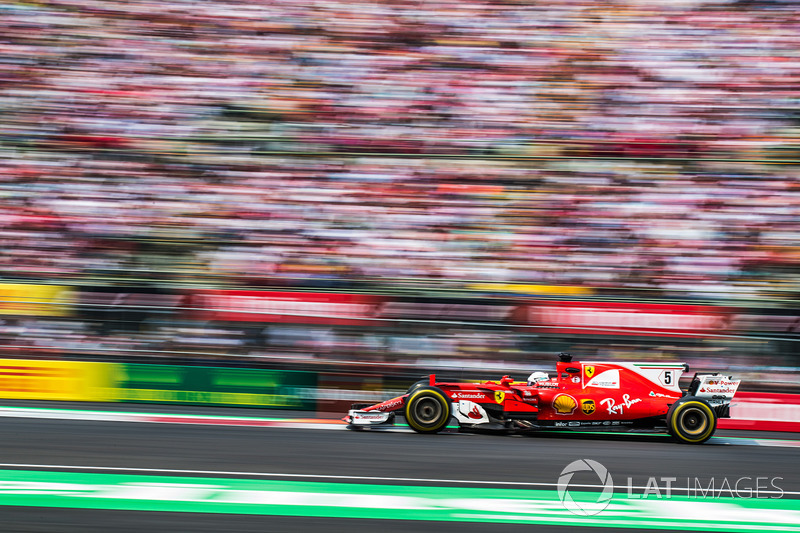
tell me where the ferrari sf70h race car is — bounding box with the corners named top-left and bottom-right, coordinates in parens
top-left (343, 353), bottom-right (741, 444)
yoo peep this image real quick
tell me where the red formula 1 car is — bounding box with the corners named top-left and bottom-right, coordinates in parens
top-left (344, 354), bottom-right (741, 444)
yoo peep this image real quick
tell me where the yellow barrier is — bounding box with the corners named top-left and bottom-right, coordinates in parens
top-left (0, 284), bottom-right (74, 317)
top-left (466, 283), bottom-right (594, 296)
top-left (0, 359), bottom-right (115, 401)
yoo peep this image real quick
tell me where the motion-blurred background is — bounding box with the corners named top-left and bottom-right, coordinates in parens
top-left (1, 0), bottom-right (799, 407)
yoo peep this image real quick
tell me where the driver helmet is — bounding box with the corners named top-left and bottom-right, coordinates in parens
top-left (527, 371), bottom-right (549, 385)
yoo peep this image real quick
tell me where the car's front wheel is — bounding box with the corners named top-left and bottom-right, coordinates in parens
top-left (406, 379), bottom-right (430, 394)
top-left (405, 387), bottom-right (452, 434)
top-left (667, 397), bottom-right (717, 444)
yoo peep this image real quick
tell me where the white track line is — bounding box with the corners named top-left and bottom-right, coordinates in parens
top-left (0, 463), bottom-right (794, 496)
top-left (0, 407), bottom-right (350, 430)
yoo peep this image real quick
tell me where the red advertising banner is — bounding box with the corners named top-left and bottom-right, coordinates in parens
top-left (516, 301), bottom-right (731, 337)
top-left (184, 291), bottom-right (386, 326)
top-left (718, 392), bottom-right (800, 432)
top-left (185, 291), bottom-right (738, 335)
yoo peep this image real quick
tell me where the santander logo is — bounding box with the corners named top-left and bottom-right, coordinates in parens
top-left (468, 405), bottom-right (483, 419)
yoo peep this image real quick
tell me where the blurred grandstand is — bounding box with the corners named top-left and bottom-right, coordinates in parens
top-left (0, 0), bottom-right (799, 391)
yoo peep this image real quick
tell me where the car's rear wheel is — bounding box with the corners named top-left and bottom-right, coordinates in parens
top-left (405, 387), bottom-right (451, 434)
top-left (667, 397), bottom-right (717, 444)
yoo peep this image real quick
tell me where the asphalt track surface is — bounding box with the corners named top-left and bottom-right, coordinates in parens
top-left (0, 401), bottom-right (798, 533)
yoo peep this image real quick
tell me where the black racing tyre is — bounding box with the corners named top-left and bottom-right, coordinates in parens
top-left (404, 386), bottom-right (452, 434)
top-left (407, 379), bottom-right (430, 394)
top-left (667, 397), bottom-right (717, 444)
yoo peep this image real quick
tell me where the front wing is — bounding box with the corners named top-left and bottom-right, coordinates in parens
top-left (343, 394), bottom-right (407, 426)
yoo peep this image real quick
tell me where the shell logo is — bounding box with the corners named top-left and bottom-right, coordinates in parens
top-left (553, 393), bottom-right (578, 415)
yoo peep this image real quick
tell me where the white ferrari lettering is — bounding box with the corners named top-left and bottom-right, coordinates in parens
top-left (699, 387), bottom-right (736, 394)
top-left (376, 398), bottom-right (403, 411)
top-left (353, 414), bottom-right (387, 420)
top-left (451, 392), bottom-right (486, 400)
top-left (600, 395), bottom-right (642, 415)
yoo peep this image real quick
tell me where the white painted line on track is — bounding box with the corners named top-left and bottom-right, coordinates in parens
top-left (717, 436), bottom-right (800, 448)
top-left (0, 406), bottom-right (350, 430)
top-left (0, 463), bottom-right (795, 496)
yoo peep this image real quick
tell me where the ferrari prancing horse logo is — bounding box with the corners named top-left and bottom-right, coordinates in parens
top-left (495, 391), bottom-right (505, 404)
top-left (585, 366), bottom-right (595, 379)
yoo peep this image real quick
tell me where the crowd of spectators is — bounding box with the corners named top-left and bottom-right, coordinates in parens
top-left (1, 0), bottom-right (800, 306)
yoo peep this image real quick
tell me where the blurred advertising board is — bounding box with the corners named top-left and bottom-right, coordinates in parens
top-left (77, 288), bottom-right (180, 326)
top-left (184, 290), bottom-right (519, 326)
top-left (314, 373), bottom-right (405, 413)
top-left (0, 284), bottom-right (74, 317)
top-left (377, 301), bottom-right (515, 322)
top-left (113, 364), bottom-right (317, 409)
top-left (466, 283), bottom-right (593, 296)
top-left (183, 290), bottom-right (385, 326)
top-left (728, 311), bottom-right (800, 337)
top-left (516, 301), bottom-right (731, 337)
top-left (718, 392), bottom-right (800, 432)
top-left (0, 359), bottom-right (114, 401)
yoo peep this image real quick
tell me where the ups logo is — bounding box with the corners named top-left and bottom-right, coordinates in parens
top-left (581, 399), bottom-right (596, 416)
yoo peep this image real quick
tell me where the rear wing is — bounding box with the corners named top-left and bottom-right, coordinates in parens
top-left (687, 373), bottom-right (741, 418)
